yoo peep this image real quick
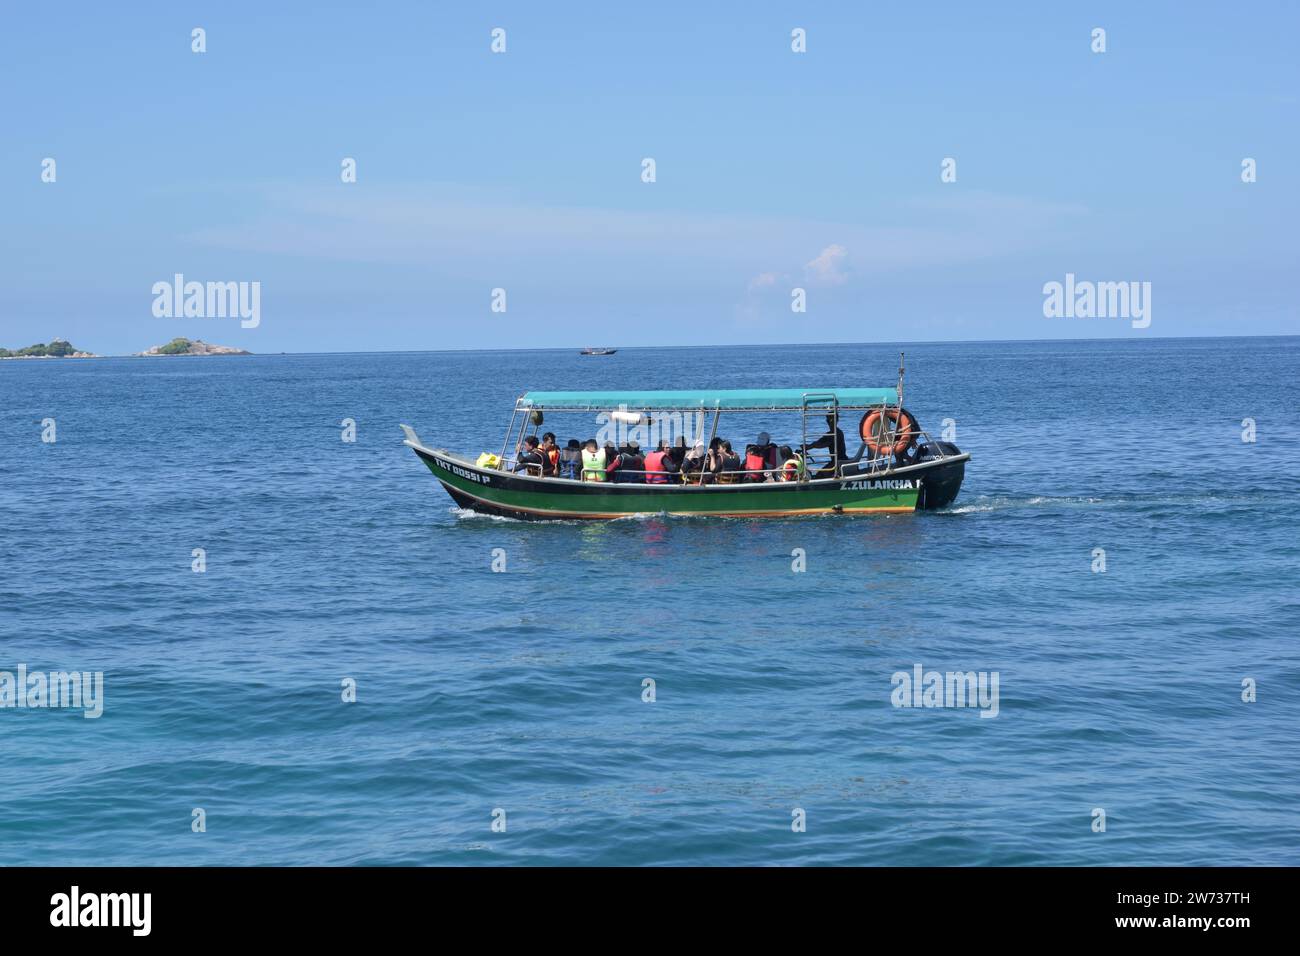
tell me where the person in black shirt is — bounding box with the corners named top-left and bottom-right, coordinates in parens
top-left (805, 413), bottom-right (847, 478)
top-left (514, 435), bottom-right (546, 476)
top-left (537, 432), bottom-right (559, 476)
top-left (711, 439), bottom-right (742, 483)
top-left (613, 441), bottom-right (645, 483)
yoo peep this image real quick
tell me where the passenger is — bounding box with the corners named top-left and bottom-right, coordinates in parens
top-left (613, 441), bottom-right (644, 483)
top-left (667, 440), bottom-right (687, 482)
top-left (670, 435), bottom-right (687, 478)
top-left (778, 445), bottom-right (806, 482)
top-left (805, 413), bottom-right (847, 478)
top-left (581, 438), bottom-right (607, 482)
top-left (745, 431), bottom-right (778, 482)
top-left (558, 439), bottom-right (582, 480)
top-left (514, 435), bottom-right (547, 476)
top-left (681, 441), bottom-right (707, 483)
top-left (700, 437), bottom-right (724, 485)
top-left (643, 440), bottom-right (674, 484)
top-left (603, 442), bottom-right (620, 480)
top-left (538, 432), bottom-right (559, 477)
top-left (714, 440), bottom-right (742, 483)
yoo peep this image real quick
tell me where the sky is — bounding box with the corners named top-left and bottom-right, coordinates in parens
top-left (1, 1), bottom-right (1297, 353)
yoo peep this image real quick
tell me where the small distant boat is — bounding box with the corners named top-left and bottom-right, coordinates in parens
top-left (580, 347), bottom-right (617, 355)
top-left (401, 355), bottom-right (969, 520)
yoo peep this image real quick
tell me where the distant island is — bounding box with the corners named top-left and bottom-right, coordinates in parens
top-left (136, 338), bottom-right (251, 356)
top-left (0, 339), bottom-right (98, 359)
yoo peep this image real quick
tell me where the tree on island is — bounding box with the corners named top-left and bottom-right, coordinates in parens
top-left (139, 338), bottom-right (250, 356)
top-left (0, 339), bottom-right (79, 357)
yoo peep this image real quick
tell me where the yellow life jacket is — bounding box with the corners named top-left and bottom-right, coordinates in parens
top-left (782, 455), bottom-right (806, 481)
top-left (581, 448), bottom-right (607, 481)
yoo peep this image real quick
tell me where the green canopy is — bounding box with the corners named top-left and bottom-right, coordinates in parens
top-left (517, 387), bottom-right (897, 412)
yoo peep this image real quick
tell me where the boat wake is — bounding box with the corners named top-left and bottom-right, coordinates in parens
top-left (938, 491), bottom-right (1291, 515)
top-left (939, 495), bottom-right (1103, 514)
top-left (449, 507), bottom-right (523, 523)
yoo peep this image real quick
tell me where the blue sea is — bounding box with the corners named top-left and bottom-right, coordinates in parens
top-left (2, 337), bottom-right (1298, 866)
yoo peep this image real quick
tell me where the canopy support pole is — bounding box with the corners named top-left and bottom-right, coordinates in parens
top-left (499, 402), bottom-right (522, 466)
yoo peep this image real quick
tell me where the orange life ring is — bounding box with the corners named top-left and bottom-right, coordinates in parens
top-left (860, 408), bottom-right (918, 457)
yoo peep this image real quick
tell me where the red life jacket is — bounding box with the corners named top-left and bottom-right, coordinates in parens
top-left (644, 450), bottom-right (668, 483)
top-left (745, 451), bottom-right (767, 475)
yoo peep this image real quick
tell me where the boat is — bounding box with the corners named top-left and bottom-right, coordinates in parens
top-left (580, 347), bottom-right (617, 355)
top-left (401, 357), bottom-right (968, 520)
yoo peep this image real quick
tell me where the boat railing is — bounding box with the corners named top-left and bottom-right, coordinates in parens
top-left (497, 458), bottom-right (796, 482)
top-left (494, 446), bottom-right (953, 483)
top-left (832, 426), bottom-right (956, 477)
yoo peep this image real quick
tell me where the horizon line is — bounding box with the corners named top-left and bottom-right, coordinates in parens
top-left (14, 330), bottom-right (1297, 359)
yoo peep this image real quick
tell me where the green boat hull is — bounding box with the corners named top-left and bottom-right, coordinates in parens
top-left (408, 444), bottom-right (966, 520)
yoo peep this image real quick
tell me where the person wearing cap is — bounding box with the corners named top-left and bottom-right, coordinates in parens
top-left (745, 431), bottom-right (778, 482)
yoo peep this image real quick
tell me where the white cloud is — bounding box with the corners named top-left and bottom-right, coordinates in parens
top-left (804, 244), bottom-right (850, 286)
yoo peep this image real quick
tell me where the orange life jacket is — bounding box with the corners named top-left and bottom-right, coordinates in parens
top-left (644, 450), bottom-right (669, 483)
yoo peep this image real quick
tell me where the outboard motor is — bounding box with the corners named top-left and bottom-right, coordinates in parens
top-left (897, 438), bottom-right (960, 467)
top-left (909, 439), bottom-right (966, 510)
